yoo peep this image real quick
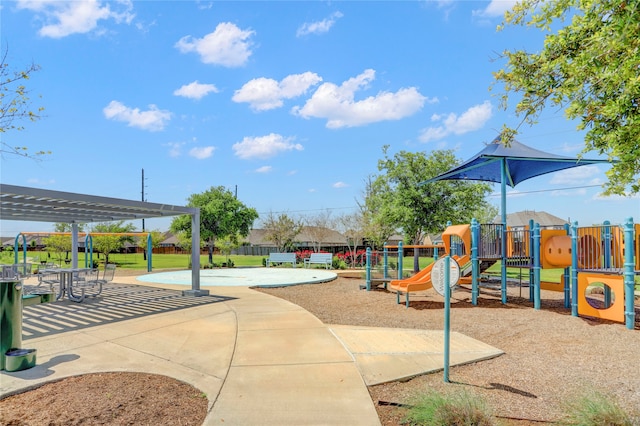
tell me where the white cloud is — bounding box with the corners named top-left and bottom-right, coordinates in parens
top-left (419, 101), bottom-right (492, 142)
top-left (17, 0), bottom-right (134, 38)
top-left (293, 69), bottom-right (429, 128)
top-left (189, 146), bottom-right (215, 159)
top-left (550, 165), bottom-right (601, 185)
top-left (233, 72), bottom-right (322, 111)
top-left (472, 0), bottom-right (518, 18)
top-left (174, 81), bottom-right (219, 100)
top-left (165, 141), bottom-right (185, 157)
top-left (333, 181), bottom-right (348, 188)
top-left (175, 22), bottom-right (254, 67)
top-left (232, 133), bottom-right (303, 160)
top-left (103, 100), bottom-right (171, 131)
top-left (255, 166), bottom-right (272, 173)
top-left (296, 11), bottom-right (343, 36)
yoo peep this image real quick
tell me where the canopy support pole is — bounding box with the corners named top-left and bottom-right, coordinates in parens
top-left (500, 158), bottom-right (507, 304)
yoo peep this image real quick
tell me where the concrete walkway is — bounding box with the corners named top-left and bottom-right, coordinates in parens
top-left (1, 275), bottom-right (503, 425)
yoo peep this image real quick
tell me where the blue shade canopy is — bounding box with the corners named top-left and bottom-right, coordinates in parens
top-left (423, 136), bottom-right (612, 304)
top-left (423, 136), bottom-right (611, 188)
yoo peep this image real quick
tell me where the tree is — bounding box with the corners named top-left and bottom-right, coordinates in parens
top-left (0, 48), bottom-right (48, 158)
top-left (493, 0), bottom-right (639, 194)
top-left (44, 234), bottom-right (71, 265)
top-left (261, 212), bottom-right (303, 252)
top-left (368, 147), bottom-right (494, 270)
top-left (92, 221), bottom-right (136, 265)
top-left (170, 186), bottom-right (258, 265)
top-left (357, 175), bottom-right (396, 250)
top-left (47, 223), bottom-right (85, 262)
top-left (474, 203), bottom-right (500, 224)
top-left (137, 229), bottom-right (164, 256)
top-left (335, 212), bottom-right (366, 267)
top-left (304, 209), bottom-right (334, 253)
top-left (217, 234), bottom-right (243, 266)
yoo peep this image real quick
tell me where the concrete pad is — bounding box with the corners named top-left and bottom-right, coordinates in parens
top-left (207, 363), bottom-right (380, 426)
top-left (78, 303), bottom-right (233, 341)
top-left (329, 325), bottom-right (504, 385)
top-left (237, 309), bottom-right (325, 331)
top-left (111, 312), bottom-right (237, 379)
top-left (234, 328), bottom-right (354, 366)
top-left (224, 295), bottom-right (304, 314)
top-left (20, 331), bottom-right (105, 357)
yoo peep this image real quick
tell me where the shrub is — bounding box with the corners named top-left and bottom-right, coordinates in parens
top-left (332, 258), bottom-right (347, 270)
top-left (560, 390), bottom-right (637, 426)
top-left (336, 250), bottom-right (374, 268)
top-left (403, 390), bottom-right (495, 426)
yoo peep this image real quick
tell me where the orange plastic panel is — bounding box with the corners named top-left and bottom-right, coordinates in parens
top-left (541, 231), bottom-right (571, 269)
top-left (577, 273), bottom-right (625, 323)
top-left (578, 233), bottom-right (602, 269)
top-left (540, 275), bottom-right (564, 292)
top-left (442, 224), bottom-right (471, 256)
top-left (611, 227), bottom-right (624, 268)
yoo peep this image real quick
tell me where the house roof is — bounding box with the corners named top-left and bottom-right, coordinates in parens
top-left (245, 227), bottom-right (347, 247)
top-left (492, 210), bottom-right (568, 228)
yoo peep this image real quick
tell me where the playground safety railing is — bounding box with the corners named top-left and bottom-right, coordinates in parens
top-left (576, 223), bottom-right (625, 273)
top-left (505, 228), bottom-right (533, 267)
top-left (478, 224), bottom-right (503, 259)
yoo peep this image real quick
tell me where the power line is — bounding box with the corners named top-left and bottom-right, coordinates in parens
top-left (489, 184), bottom-right (603, 197)
top-left (258, 184), bottom-right (609, 217)
top-left (257, 206), bottom-right (357, 216)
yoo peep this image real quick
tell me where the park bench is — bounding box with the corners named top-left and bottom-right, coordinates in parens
top-left (266, 252), bottom-right (297, 268)
top-left (303, 253), bottom-right (333, 269)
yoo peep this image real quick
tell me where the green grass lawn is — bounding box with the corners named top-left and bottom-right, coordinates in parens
top-left (1, 250), bottom-right (265, 270)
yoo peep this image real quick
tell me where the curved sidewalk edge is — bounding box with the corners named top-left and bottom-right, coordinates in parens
top-left (1, 284), bottom-right (381, 426)
top-left (205, 286), bottom-right (380, 425)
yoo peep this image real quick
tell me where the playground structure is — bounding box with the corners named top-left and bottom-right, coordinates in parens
top-left (366, 217), bottom-right (638, 330)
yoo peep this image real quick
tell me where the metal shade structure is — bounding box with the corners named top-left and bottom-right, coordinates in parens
top-left (0, 184), bottom-right (206, 296)
top-left (0, 184), bottom-right (196, 224)
top-left (422, 136), bottom-right (612, 303)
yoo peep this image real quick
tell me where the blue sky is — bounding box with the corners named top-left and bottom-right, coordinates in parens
top-left (1, 0), bottom-right (637, 235)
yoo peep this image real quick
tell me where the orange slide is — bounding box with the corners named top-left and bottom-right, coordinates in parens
top-left (389, 262), bottom-right (435, 293)
top-left (389, 254), bottom-right (471, 294)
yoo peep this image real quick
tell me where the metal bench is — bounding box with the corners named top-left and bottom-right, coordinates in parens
top-left (303, 253), bottom-right (333, 269)
top-left (266, 253), bottom-right (297, 268)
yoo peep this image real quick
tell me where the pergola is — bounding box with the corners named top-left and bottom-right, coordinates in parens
top-left (0, 184), bottom-right (207, 296)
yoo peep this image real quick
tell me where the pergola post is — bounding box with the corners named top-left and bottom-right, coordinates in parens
top-left (182, 208), bottom-right (208, 297)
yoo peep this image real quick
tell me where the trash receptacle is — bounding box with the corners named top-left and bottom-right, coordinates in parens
top-left (1, 280), bottom-right (37, 372)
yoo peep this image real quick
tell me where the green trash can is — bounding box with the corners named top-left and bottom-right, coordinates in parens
top-left (1, 280), bottom-right (37, 372)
